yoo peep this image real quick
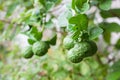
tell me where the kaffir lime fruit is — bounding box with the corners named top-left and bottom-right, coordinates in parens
top-left (67, 41), bottom-right (95, 63)
top-left (63, 36), bottom-right (74, 50)
top-left (67, 48), bottom-right (83, 63)
top-left (86, 41), bottom-right (97, 57)
top-left (75, 41), bottom-right (92, 58)
top-left (23, 46), bottom-right (34, 59)
top-left (32, 41), bottom-right (50, 56)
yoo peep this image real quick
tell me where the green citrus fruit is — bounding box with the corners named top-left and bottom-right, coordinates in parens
top-left (74, 41), bottom-right (97, 58)
top-left (63, 36), bottom-right (74, 50)
top-left (23, 46), bottom-right (34, 59)
top-left (67, 48), bottom-right (83, 63)
top-left (74, 41), bottom-right (96, 58)
top-left (67, 41), bottom-right (93, 63)
top-left (32, 41), bottom-right (50, 56)
top-left (86, 41), bottom-right (97, 57)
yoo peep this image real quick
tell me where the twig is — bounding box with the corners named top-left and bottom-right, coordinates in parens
top-left (109, 11), bottom-right (120, 19)
top-left (96, 54), bottom-right (104, 66)
top-left (0, 19), bottom-right (22, 26)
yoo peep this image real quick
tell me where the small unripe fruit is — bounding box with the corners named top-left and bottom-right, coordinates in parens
top-left (23, 46), bottom-right (34, 59)
top-left (32, 41), bottom-right (50, 56)
top-left (63, 36), bottom-right (74, 50)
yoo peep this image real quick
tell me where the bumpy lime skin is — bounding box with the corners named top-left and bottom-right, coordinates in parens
top-left (76, 42), bottom-right (92, 57)
top-left (67, 41), bottom-right (94, 63)
top-left (74, 41), bottom-right (97, 57)
top-left (67, 48), bottom-right (83, 63)
top-left (23, 46), bottom-right (34, 59)
top-left (67, 41), bottom-right (97, 63)
top-left (32, 41), bottom-right (50, 56)
top-left (63, 36), bottom-right (74, 50)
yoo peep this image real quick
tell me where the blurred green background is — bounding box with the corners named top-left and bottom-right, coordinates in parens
top-left (0, 0), bottom-right (120, 80)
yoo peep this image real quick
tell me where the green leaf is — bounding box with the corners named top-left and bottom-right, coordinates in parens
top-left (72, 0), bottom-right (89, 13)
top-left (39, 0), bottom-right (46, 6)
top-left (72, 0), bottom-right (76, 10)
top-left (90, 0), bottom-right (99, 5)
top-left (28, 27), bottom-right (38, 35)
top-left (100, 22), bottom-right (120, 32)
top-left (103, 31), bottom-right (111, 44)
top-left (89, 27), bottom-right (103, 40)
top-left (80, 61), bottom-right (90, 76)
top-left (28, 39), bottom-right (36, 45)
top-left (52, 69), bottom-right (68, 80)
top-left (67, 24), bottom-right (77, 32)
top-left (100, 9), bottom-right (120, 18)
top-left (115, 39), bottom-right (120, 50)
top-left (39, 0), bottom-right (57, 11)
top-left (49, 33), bottom-right (57, 45)
top-left (28, 27), bottom-right (42, 41)
top-left (110, 60), bottom-right (120, 72)
top-left (58, 15), bottom-right (68, 27)
top-left (58, 7), bottom-right (72, 27)
top-left (55, 0), bottom-right (62, 5)
top-left (35, 32), bottom-right (42, 40)
top-left (6, 2), bottom-right (18, 17)
top-left (99, 0), bottom-right (112, 11)
top-left (69, 14), bottom-right (88, 40)
top-left (80, 2), bottom-right (90, 13)
top-left (75, 1), bottom-right (90, 13)
top-left (18, 10), bottom-right (32, 24)
top-left (45, 20), bottom-right (54, 28)
top-left (0, 21), bottom-right (4, 33)
top-left (46, 1), bottom-right (54, 11)
top-left (69, 14), bottom-right (88, 30)
top-left (106, 60), bottom-right (120, 80)
top-left (2, 23), bottom-right (14, 40)
top-left (99, 22), bottom-right (116, 44)
top-left (46, 0), bottom-right (60, 3)
top-left (106, 71), bottom-right (120, 80)
top-left (75, 0), bottom-right (87, 9)
top-left (23, 0), bottom-right (33, 9)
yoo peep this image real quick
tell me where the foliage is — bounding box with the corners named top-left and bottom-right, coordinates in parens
top-left (0, 0), bottom-right (120, 80)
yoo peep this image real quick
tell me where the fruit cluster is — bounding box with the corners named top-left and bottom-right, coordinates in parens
top-left (63, 34), bottom-right (97, 63)
top-left (23, 41), bottom-right (50, 59)
top-left (22, 27), bottom-right (57, 59)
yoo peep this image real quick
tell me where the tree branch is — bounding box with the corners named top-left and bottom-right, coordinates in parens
top-left (0, 19), bottom-right (22, 26)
